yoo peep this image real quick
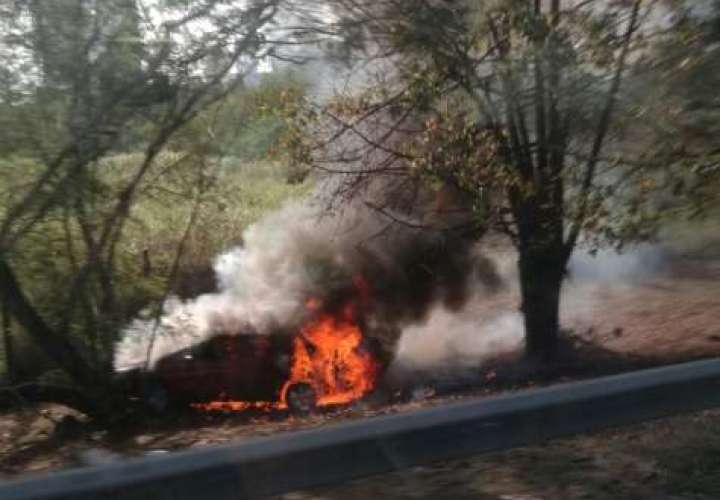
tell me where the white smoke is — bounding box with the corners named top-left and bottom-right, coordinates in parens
top-left (387, 242), bottom-right (668, 380)
top-left (390, 307), bottom-right (524, 380)
top-left (115, 202), bottom-right (336, 371)
top-left (567, 243), bottom-right (666, 285)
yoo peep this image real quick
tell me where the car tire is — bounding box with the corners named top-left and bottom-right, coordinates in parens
top-left (285, 382), bottom-right (317, 415)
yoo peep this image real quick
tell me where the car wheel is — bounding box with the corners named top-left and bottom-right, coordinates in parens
top-left (285, 382), bottom-right (317, 415)
top-left (142, 380), bottom-right (169, 414)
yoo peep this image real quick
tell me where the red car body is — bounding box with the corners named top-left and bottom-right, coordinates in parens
top-left (153, 333), bottom-right (293, 403)
top-left (118, 333), bottom-right (296, 411)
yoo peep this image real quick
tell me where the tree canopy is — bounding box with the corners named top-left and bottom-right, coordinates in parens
top-left (285, 0), bottom-right (720, 359)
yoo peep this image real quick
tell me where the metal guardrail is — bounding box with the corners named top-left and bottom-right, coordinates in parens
top-left (3, 357), bottom-right (720, 500)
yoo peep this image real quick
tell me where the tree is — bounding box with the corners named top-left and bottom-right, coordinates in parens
top-left (631, 0), bottom-right (720, 218)
top-left (0, 0), bottom-right (281, 417)
top-left (292, 0), bottom-right (681, 361)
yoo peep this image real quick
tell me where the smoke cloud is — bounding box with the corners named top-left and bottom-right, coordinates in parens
top-left (567, 243), bottom-right (667, 285)
top-left (114, 174), bottom-right (497, 372)
top-left (387, 241), bottom-right (669, 382)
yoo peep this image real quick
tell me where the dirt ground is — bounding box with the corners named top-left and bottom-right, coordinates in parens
top-left (562, 257), bottom-right (720, 363)
top-left (2, 255), bottom-right (720, 498)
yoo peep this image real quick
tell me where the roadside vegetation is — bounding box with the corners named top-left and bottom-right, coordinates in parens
top-left (0, 35), bottom-right (313, 402)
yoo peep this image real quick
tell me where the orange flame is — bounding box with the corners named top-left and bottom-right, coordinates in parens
top-left (280, 302), bottom-right (378, 407)
top-left (191, 400), bottom-right (282, 412)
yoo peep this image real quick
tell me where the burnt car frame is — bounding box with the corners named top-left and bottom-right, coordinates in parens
top-left (117, 331), bottom-right (384, 414)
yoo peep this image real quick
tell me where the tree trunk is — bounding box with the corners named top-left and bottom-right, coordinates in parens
top-left (519, 245), bottom-right (564, 362)
top-left (515, 190), bottom-right (566, 362)
top-left (2, 296), bottom-right (16, 382)
top-left (0, 257), bottom-right (137, 421)
top-left (0, 257), bottom-right (105, 399)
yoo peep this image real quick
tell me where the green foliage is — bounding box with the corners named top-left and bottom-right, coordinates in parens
top-left (125, 154), bottom-right (312, 269)
top-left (187, 70), bottom-right (310, 162)
top-left (623, 2), bottom-right (720, 220)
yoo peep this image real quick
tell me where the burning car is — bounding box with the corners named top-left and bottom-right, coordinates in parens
top-left (117, 299), bottom-right (384, 415)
